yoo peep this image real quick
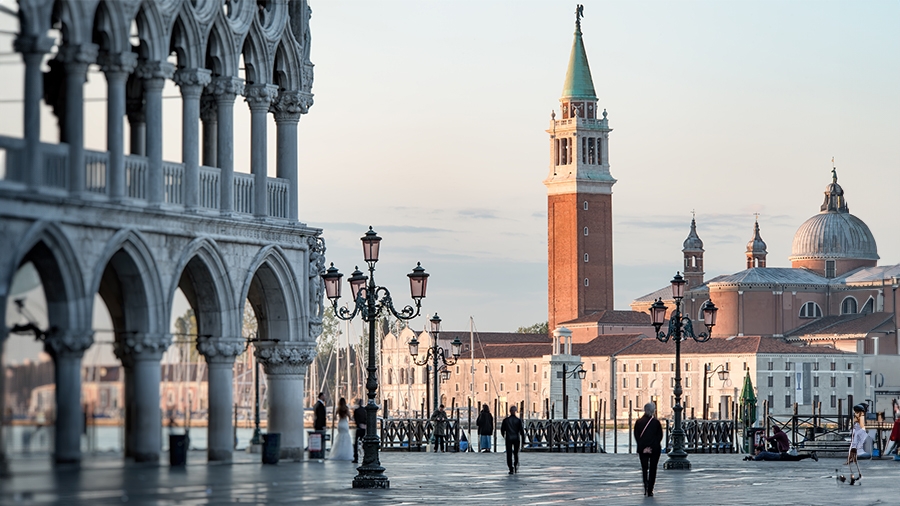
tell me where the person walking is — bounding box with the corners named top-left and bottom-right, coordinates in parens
top-left (476, 404), bottom-right (494, 452)
top-left (633, 402), bottom-right (663, 497)
top-left (431, 404), bottom-right (448, 452)
top-left (352, 398), bottom-right (366, 463)
top-left (500, 406), bottom-right (525, 474)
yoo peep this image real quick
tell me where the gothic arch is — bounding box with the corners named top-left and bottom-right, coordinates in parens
top-left (205, 19), bottom-right (239, 77)
top-left (170, 6), bottom-right (206, 69)
top-left (90, 229), bottom-right (165, 336)
top-left (273, 31), bottom-right (302, 91)
top-left (52, 0), bottom-right (100, 46)
top-left (133, 0), bottom-right (169, 61)
top-left (4, 221), bottom-right (88, 333)
top-left (168, 238), bottom-right (237, 341)
top-left (241, 22), bottom-right (270, 85)
top-left (240, 245), bottom-right (302, 343)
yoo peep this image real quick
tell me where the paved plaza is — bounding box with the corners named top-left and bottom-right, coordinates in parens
top-left (2, 450), bottom-right (897, 505)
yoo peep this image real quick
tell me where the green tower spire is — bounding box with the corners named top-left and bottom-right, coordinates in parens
top-left (561, 5), bottom-right (597, 101)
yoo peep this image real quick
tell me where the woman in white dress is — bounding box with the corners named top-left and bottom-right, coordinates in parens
top-left (329, 398), bottom-right (354, 461)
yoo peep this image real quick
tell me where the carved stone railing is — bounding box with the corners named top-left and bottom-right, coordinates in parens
top-left (199, 165), bottom-right (220, 209)
top-left (267, 177), bottom-right (289, 219)
top-left (0, 136), bottom-right (290, 219)
top-left (163, 161), bottom-right (184, 205)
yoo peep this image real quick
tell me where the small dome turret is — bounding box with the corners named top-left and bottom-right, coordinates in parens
top-left (746, 218), bottom-right (767, 268)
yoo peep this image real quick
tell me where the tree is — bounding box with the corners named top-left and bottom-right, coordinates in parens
top-left (515, 321), bottom-right (549, 334)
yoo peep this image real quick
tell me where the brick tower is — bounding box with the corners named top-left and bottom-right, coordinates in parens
top-left (545, 9), bottom-right (615, 331)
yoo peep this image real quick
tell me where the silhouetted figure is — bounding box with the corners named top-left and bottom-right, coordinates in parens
top-left (633, 403), bottom-right (663, 496)
top-left (500, 406), bottom-right (525, 474)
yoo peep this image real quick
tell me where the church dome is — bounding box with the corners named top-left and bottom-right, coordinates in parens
top-left (682, 218), bottom-right (703, 252)
top-left (789, 170), bottom-right (878, 262)
top-left (746, 219), bottom-right (767, 254)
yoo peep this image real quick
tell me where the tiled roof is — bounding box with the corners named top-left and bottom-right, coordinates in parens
top-left (561, 310), bottom-right (651, 325)
top-left (439, 331), bottom-right (550, 345)
top-left (612, 336), bottom-right (850, 357)
top-left (708, 267), bottom-right (828, 286)
top-left (572, 335), bottom-right (645, 356)
top-left (836, 263), bottom-right (900, 284)
top-left (633, 285), bottom-right (674, 303)
top-left (785, 313), bottom-right (894, 339)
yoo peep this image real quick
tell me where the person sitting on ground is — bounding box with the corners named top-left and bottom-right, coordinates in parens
top-left (766, 425), bottom-right (791, 453)
top-left (744, 444), bottom-right (817, 462)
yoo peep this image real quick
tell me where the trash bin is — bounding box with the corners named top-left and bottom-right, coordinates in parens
top-left (308, 431), bottom-right (324, 459)
top-left (262, 433), bottom-right (281, 464)
top-left (169, 434), bottom-right (187, 466)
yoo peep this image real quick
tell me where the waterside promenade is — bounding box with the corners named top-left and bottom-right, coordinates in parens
top-left (1, 451), bottom-right (896, 505)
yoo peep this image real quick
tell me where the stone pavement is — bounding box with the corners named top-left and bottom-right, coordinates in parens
top-left (1, 450), bottom-right (897, 505)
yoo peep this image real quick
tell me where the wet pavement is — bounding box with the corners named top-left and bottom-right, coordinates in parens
top-left (1, 450), bottom-right (897, 505)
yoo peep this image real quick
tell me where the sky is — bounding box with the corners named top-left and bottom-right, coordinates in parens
top-left (1, 0), bottom-right (898, 349)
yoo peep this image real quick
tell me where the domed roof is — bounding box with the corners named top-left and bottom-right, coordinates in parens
top-left (682, 217), bottom-right (704, 252)
top-left (746, 219), bottom-right (767, 254)
top-left (789, 170), bottom-right (878, 261)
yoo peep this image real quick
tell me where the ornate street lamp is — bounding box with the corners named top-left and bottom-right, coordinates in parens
top-left (409, 313), bottom-right (462, 415)
top-left (561, 363), bottom-right (587, 419)
top-left (649, 272), bottom-right (719, 470)
top-left (702, 363), bottom-right (730, 420)
top-left (323, 226), bottom-right (430, 489)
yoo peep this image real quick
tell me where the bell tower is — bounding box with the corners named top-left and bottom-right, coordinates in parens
top-left (545, 6), bottom-right (616, 331)
top-left (682, 215), bottom-right (705, 289)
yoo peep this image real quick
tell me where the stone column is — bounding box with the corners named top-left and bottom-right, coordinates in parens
top-left (245, 84), bottom-right (278, 218)
top-left (200, 94), bottom-right (217, 168)
top-left (197, 337), bottom-right (244, 462)
top-left (99, 53), bottom-right (138, 200)
top-left (14, 35), bottom-right (54, 186)
top-left (126, 76), bottom-right (146, 156)
top-left (209, 77), bottom-right (243, 213)
top-left (57, 44), bottom-right (98, 195)
top-left (272, 91), bottom-right (312, 222)
top-left (115, 333), bottom-right (170, 462)
top-left (174, 69), bottom-right (212, 210)
top-left (136, 61), bottom-right (175, 205)
top-left (0, 325), bottom-right (9, 476)
top-left (45, 330), bottom-right (94, 463)
top-left (256, 342), bottom-right (316, 459)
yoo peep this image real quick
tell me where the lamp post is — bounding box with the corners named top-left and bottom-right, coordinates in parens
top-left (702, 363), bottom-right (730, 420)
top-left (243, 333), bottom-right (277, 447)
top-left (561, 363), bottom-right (587, 419)
top-left (409, 313), bottom-right (462, 414)
top-left (892, 276), bottom-right (898, 335)
top-left (322, 226), bottom-right (430, 489)
top-left (649, 272), bottom-right (719, 470)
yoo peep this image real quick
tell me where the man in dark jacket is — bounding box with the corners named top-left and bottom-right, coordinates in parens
top-left (633, 402), bottom-right (663, 497)
top-left (766, 425), bottom-right (790, 453)
top-left (476, 404), bottom-right (494, 452)
top-left (314, 392), bottom-right (327, 431)
top-left (353, 398), bottom-right (366, 463)
top-left (500, 406), bottom-right (525, 474)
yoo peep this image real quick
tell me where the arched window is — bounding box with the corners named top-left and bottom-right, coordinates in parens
top-left (841, 297), bottom-right (858, 315)
top-left (584, 278), bottom-right (589, 287)
top-left (399, 368), bottom-right (406, 384)
top-left (584, 227), bottom-right (589, 236)
top-left (388, 368), bottom-right (393, 385)
top-left (584, 253), bottom-right (589, 262)
top-left (698, 300), bottom-right (711, 321)
top-left (583, 201), bottom-right (589, 210)
top-left (799, 301), bottom-right (823, 319)
top-left (861, 297), bottom-right (874, 314)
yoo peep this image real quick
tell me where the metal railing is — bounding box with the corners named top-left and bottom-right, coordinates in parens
top-left (664, 419), bottom-right (737, 453)
top-left (522, 418), bottom-right (597, 452)
top-left (380, 417), bottom-right (462, 452)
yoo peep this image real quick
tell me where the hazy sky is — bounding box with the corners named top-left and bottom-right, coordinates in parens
top-left (1, 1), bottom-right (898, 341)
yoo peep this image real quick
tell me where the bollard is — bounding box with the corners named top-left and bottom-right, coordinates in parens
top-left (262, 433), bottom-right (281, 464)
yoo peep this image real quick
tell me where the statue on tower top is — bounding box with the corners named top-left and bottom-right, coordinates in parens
top-left (576, 4), bottom-right (584, 30)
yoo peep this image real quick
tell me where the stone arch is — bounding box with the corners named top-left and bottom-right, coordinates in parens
top-left (170, 6), bottom-right (206, 69)
top-left (133, 0), bottom-right (169, 61)
top-left (90, 0), bottom-right (134, 54)
top-left (90, 229), bottom-right (165, 337)
top-left (273, 32), bottom-right (302, 91)
top-left (4, 221), bottom-right (88, 333)
top-left (168, 238), bottom-right (237, 341)
top-left (205, 19), bottom-right (239, 77)
top-left (52, 0), bottom-right (100, 45)
top-left (240, 245), bottom-right (302, 343)
top-left (241, 22), bottom-right (270, 85)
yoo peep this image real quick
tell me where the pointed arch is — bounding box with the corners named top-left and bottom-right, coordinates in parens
top-left (168, 238), bottom-right (238, 341)
top-left (90, 229), bottom-right (165, 335)
top-left (133, 0), bottom-right (167, 61)
top-left (273, 29), bottom-right (302, 91)
top-left (240, 245), bottom-right (302, 342)
top-left (3, 221), bottom-right (88, 332)
top-left (170, 6), bottom-right (206, 69)
top-left (206, 18), bottom-right (239, 77)
top-left (53, 0), bottom-right (101, 46)
top-left (241, 21), bottom-right (270, 85)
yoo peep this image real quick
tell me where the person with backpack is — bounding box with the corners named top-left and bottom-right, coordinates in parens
top-left (500, 406), bottom-right (525, 474)
top-left (633, 402), bottom-right (663, 497)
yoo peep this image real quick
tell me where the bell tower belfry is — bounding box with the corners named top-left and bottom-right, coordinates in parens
top-left (545, 6), bottom-right (616, 331)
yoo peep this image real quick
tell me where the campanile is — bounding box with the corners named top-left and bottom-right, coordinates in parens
top-left (545, 8), bottom-right (615, 331)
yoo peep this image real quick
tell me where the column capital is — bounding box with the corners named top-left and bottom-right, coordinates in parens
top-left (57, 43), bottom-right (99, 75)
top-left (255, 342), bottom-right (316, 375)
top-left (135, 61), bottom-right (175, 88)
top-left (244, 83), bottom-right (279, 112)
top-left (208, 76), bottom-right (245, 101)
top-left (200, 94), bottom-right (218, 122)
top-left (197, 337), bottom-right (245, 363)
top-left (114, 332), bottom-right (171, 361)
top-left (173, 68), bottom-right (212, 98)
top-left (272, 90), bottom-right (313, 122)
top-left (13, 34), bottom-right (55, 55)
top-left (98, 52), bottom-right (138, 76)
top-left (43, 329), bottom-right (94, 358)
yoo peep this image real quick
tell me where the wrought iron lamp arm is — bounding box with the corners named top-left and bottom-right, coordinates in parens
top-left (654, 301), bottom-right (712, 343)
top-left (411, 345), bottom-right (457, 367)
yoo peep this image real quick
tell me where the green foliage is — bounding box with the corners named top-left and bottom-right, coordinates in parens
top-left (515, 321), bottom-right (549, 334)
